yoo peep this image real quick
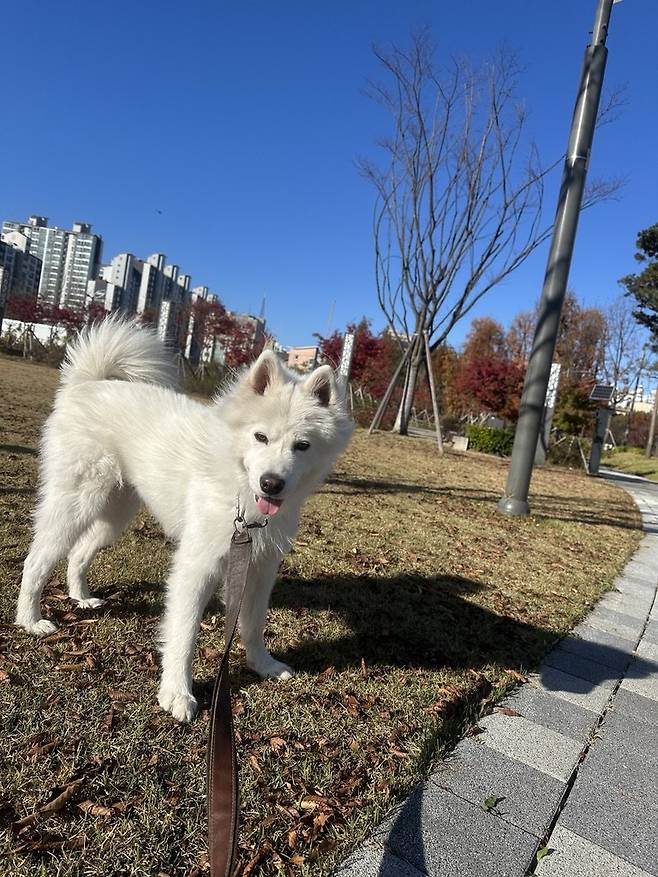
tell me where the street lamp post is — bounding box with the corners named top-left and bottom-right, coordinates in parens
top-left (498, 0), bottom-right (618, 517)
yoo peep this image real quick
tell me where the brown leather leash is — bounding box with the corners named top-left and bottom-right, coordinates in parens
top-left (208, 512), bottom-right (264, 877)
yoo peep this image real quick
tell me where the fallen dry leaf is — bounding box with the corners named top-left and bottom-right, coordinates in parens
top-left (78, 800), bottom-right (114, 817)
top-left (496, 706), bottom-right (522, 717)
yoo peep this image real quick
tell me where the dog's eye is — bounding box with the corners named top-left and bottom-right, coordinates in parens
top-left (254, 432), bottom-right (268, 444)
top-left (293, 440), bottom-right (310, 452)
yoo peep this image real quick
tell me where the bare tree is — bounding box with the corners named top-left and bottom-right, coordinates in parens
top-left (360, 31), bottom-right (621, 434)
top-left (602, 295), bottom-right (647, 407)
top-left (506, 309), bottom-right (537, 365)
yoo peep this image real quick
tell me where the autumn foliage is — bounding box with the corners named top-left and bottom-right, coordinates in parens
top-left (188, 298), bottom-right (264, 368)
top-left (318, 320), bottom-right (401, 400)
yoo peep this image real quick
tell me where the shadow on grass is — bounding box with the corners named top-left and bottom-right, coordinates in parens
top-left (269, 572), bottom-right (658, 685)
top-left (272, 571), bottom-right (549, 674)
top-left (325, 475), bottom-right (644, 533)
top-left (0, 444), bottom-right (38, 456)
top-left (266, 569), bottom-right (658, 877)
top-left (0, 486), bottom-right (36, 497)
top-left (39, 563), bottom-right (658, 877)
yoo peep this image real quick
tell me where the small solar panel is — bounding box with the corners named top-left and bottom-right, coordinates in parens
top-left (589, 384), bottom-right (614, 402)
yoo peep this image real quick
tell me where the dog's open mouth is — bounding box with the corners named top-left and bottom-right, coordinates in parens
top-left (255, 495), bottom-right (283, 516)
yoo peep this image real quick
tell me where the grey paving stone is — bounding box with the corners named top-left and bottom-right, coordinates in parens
top-left (642, 620), bottom-right (658, 646)
top-left (560, 632), bottom-right (635, 669)
top-left (477, 711), bottom-right (583, 781)
top-left (622, 562), bottom-right (657, 584)
top-left (373, 783), bottom-right (537, 877)
top-left (334, 842), bottom-right (426, 876)
top-left (431, 739), bottom-right (564, 837)
top-left (542, 646), bottom-right (623, 687)
top-left (577, 711), bottom-right (658, 806)
top-left (572, 623), bottom-right (640, 657)
top-left (559, 775), bottom-right (658, 874)
top-left (536, 665), bottom-right (613, 714)
top-left (620, 640), bottom-right (658, 702)
top-left (615, 582), bottom-right (656, 603)
top-left (617, 562), bottom-right (656, 579)
top-left (582, 621), bottom-right (641, 645)
top-left (621, 664), bottom-right (658, 701)
top-left (597, 594), bottom-right (653, 620)
top-left (498, 685), bottom-right (598, 741)
top-left (635, 537), bottom-right (658, 556)
top-left (610, 688), bottom-right (658, 728)
top-left (636, 638), bottom-right (658, 661)
top-left (585, 606), bottom-right (645, 643)
top-left (536, 825), bottom-right (656, 876)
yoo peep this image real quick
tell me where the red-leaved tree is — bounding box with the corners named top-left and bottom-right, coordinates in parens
top-left (456, 356), bottom-right (525, 421)
top-left (318, 319), bottom-right (405, 400)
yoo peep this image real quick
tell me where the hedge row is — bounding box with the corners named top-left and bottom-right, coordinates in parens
top-left (465, 424), bottom-right (515, 456)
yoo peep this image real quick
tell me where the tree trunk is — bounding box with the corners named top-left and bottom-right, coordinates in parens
top-left (392, 344), bottom-right (423, 435)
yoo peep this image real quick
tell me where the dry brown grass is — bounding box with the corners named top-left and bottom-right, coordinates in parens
top-left (0, 353), bottom-right (642, 876)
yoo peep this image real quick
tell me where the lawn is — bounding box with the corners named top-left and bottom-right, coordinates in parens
top-left (0, 352), bottom-right (643, 876)
top-left (603, 447), bottom-right (658, 481)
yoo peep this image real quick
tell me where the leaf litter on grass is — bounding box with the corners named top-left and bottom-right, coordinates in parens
top-left (0, 353), bottom-right (643, 875)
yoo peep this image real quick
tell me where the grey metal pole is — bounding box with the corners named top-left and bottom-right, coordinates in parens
top-left (645, 385), bottom-right (658, 458)
top-left (588, 407), bottom-right (612, 475)
top-left (498, 0), bottom-right (615, 516)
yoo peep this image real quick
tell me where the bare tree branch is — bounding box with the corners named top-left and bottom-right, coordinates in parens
top-left (359, 31), bottom-right (622, 434)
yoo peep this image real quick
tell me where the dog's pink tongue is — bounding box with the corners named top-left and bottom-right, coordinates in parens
top-left (257, 496), bottom-right (282, 516)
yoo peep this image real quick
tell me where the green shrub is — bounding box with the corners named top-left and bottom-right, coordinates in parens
top-left (465, 424), bottom-right (515, 456)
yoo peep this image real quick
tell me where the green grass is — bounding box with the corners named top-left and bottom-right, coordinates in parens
top-left (0, 353), bottom-right (643, 876)
top-left (603, 447), bottom-right (658, 480)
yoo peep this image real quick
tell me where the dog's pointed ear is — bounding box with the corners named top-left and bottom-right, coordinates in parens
top-left (248, 350), bottom-right (281, 395)
top-left (303, 365), bottom-right (336, 407)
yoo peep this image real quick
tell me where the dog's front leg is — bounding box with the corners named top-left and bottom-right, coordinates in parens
top-left (239, 553), bottom-right (294, 681)
top-left (158, 538), bottom-right (221, 722)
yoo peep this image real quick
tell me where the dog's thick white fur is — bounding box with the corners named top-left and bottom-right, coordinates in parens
top-left (16, 317), bottom-right (353, 721)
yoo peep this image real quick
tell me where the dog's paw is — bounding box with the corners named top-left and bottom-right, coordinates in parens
top-left (157, 688), bottom-right (198, 723)
top-left (248, 656), bottom-right (295, 682)
top-left (17, 618), bottom-right (58, 637)
top-left (74, 597), bottom-right (106, 610)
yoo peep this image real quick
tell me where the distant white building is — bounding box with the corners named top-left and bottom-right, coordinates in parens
top-left (0, 228), bottom-right (42, 305)
top-left (1, 214), bottom-right (284, 362)
top-left (87, 252), bottom-right (194, 350)
top-left (616, 385), bottom-right (656, 414)
top-left (2, 216), bottom-right (102, 310)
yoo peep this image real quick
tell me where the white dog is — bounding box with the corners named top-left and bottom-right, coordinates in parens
top-left (16, 318), bottom-right (353, 721)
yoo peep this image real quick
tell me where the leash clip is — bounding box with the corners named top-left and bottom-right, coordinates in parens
top-left (234, 499), bottom-right (269, 538)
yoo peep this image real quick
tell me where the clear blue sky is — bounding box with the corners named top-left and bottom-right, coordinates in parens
top-left (2, 1), bottom-right (656, 348)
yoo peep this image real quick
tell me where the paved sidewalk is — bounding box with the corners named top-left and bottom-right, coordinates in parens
top-left (334, 469), bottom-right (658, 877)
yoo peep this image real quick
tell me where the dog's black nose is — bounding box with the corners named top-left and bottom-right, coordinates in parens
top-left (260, 473), bottom-right (285, 495)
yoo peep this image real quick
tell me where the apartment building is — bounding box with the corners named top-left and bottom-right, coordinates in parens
top-left (0, 264), bottom-right (8, 323)
top-left (88, 253), bottom-right (144, 313)
top-left (1, 216), bottom-right (101, 310)
top-left (0, 228), bottom-right (42, 304)
top-left (157, 266), bottom-right (191, 348)
top-left (0, 242), bottom-right (16, 321)
top-left (0, 214), bottom-right (278, 364)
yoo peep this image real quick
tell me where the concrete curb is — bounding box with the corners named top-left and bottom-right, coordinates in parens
top-left (334, 469), bottom-right (658, 877)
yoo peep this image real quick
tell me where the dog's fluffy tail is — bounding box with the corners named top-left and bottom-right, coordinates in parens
top-left (61, 316), bottom-right (179, 389)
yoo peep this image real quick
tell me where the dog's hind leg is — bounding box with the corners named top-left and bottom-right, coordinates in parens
top-left (67, 487), bottom-right (140, 608)
top-left (17, 469), bottom-right (119, 636)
